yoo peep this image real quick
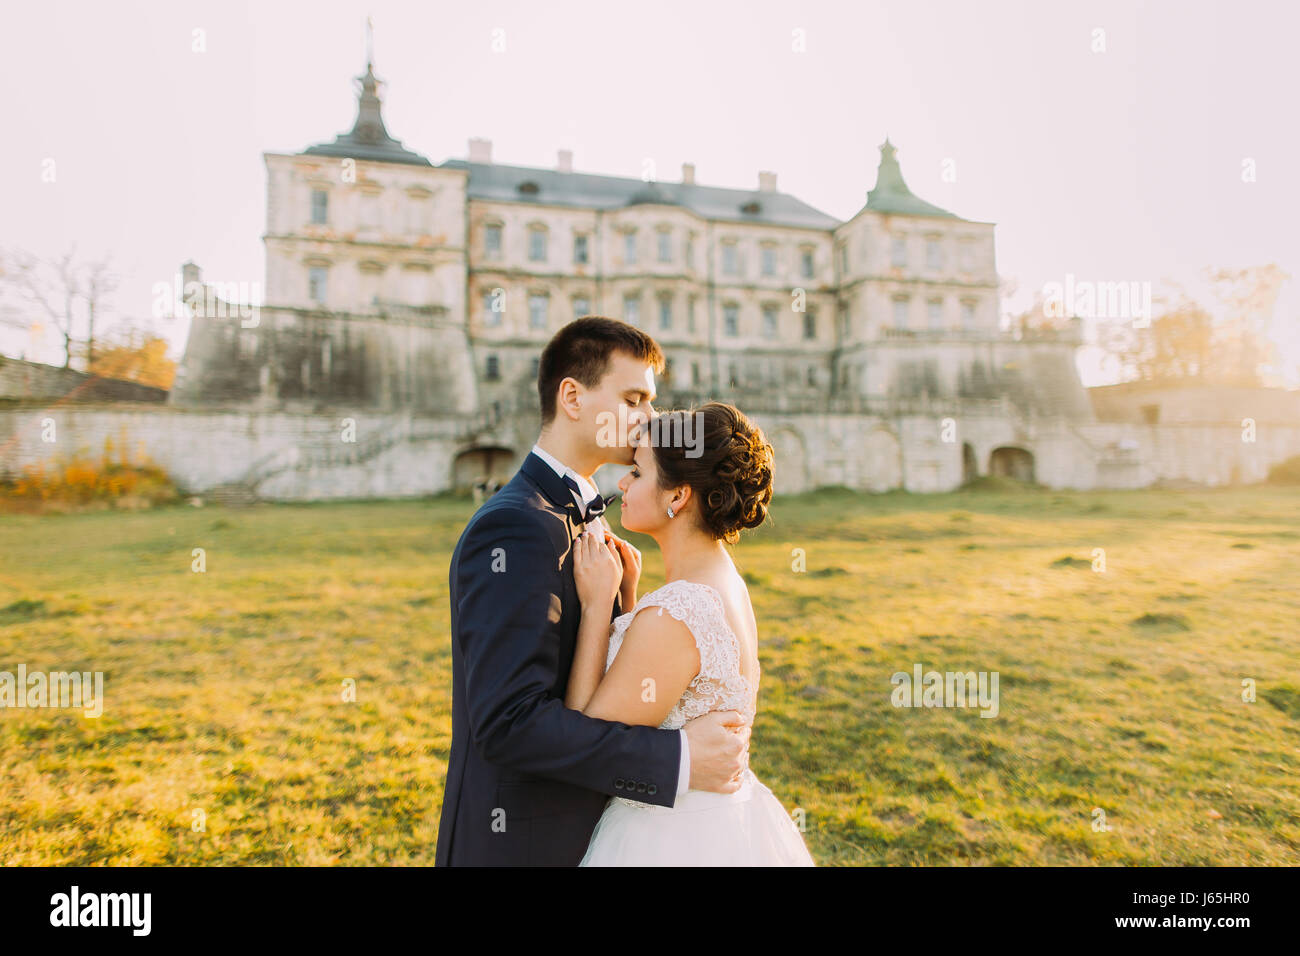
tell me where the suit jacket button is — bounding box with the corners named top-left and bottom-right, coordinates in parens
top-left (647, 784), bottom-right (657, 795)
top-left (615, 778), bottom-right (625, 789)
top-left (636, 782), bottom-right (647, 793)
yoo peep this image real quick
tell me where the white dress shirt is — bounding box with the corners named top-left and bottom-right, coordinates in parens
top-left (530, 442), bottom-right (691, 796)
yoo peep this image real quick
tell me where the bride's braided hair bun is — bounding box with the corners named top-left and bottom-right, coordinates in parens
top-left (649, 402), bottom-right (774, 545)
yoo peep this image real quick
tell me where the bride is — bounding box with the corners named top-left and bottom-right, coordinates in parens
top-left (564, 401), bottom-right (814, 866)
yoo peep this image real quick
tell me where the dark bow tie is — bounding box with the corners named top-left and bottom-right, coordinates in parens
top-left (561, 474), bottom-right (609, 525)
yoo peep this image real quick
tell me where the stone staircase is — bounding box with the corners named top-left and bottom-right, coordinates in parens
top-left (198, 419), bottom-right (446, 503)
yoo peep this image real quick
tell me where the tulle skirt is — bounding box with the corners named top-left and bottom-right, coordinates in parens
top-left (578, 769), bottom-right (815, 866)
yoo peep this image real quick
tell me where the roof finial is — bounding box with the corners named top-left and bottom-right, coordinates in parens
top-left (365, 16), bottom-right (374, 69)
top-left (864, 136), bottom-right (958, 218)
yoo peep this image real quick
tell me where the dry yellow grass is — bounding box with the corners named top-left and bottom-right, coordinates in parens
top-left (0, 484), bottom-right (1297, 865)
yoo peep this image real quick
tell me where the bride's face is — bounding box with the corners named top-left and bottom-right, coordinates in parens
top-left (615, 438), bottom-right (670, 535)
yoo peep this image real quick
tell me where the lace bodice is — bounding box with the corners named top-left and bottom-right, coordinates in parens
top-left (604, 579), bottom-right (758, 731)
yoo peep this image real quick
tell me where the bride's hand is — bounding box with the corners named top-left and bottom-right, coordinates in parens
top-left (573, 530), bottom-right (622, 611)
top-left (604, 531), bottom-right (641, 607)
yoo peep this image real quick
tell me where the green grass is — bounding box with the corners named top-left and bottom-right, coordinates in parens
top-left (1, 486), bottom-right (1298, 865)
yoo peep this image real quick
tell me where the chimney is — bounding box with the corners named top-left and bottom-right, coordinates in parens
top-left (557, 149), bottom-right (573, 173)
top-left (468, 137), bottom-right (493, 163)
top-left (758, 170), bottom-right (777, 193)
top-left (681, 162), bottom-right (695, 185)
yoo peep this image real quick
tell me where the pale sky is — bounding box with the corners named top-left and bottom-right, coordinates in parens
top-left (2, 0), bottom-right (1297, 386)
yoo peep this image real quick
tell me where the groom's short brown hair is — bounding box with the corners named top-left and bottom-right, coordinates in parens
top-left (537, 316), bottom-right (665, 424)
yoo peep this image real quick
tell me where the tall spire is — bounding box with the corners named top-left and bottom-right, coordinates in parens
top-left (301, 25), bottom-right (432, 167)
top-left (347, 61), bottom-right (390, 146)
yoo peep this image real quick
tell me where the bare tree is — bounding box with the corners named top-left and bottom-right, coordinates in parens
top-left (80, 257), bottom-right (119, 369)
top-left (1207, 264), bottom-right (1289, 386)
top-left (0, 245), bottom-right (119, 370)
top-left (1097, 267), bottom-right (1289, 387)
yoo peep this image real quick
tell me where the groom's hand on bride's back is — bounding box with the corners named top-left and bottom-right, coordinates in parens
top-left (683, 710), bottom-right (752, 794)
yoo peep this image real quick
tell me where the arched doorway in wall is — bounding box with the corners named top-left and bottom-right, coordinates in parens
top-left (863, 426), bottom-right (903, 492)
top-left (988, 446), bottom-right (1035, 482)
top-left (453, 446), bottom-right (515, 492)
top-left (767, 427), bottom-right (809, 495)
top-left (962, 442), bottom-right (978, 484)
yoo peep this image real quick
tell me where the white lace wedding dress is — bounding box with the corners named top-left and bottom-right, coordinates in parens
top-left (578, 579), bottom-right (815, 866)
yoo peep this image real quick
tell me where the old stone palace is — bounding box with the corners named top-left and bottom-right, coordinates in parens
top-left (143, 57), bottom-right (1294, 498)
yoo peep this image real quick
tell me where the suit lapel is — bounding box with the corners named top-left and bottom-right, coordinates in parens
top-left (520, 450), bottom-right (622, 620)
top-left (520, 451), bottom-right (585, 538)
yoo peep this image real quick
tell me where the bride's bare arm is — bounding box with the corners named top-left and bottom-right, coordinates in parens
top-left (568, 531), bottom-right (701, 723)
top-left (583, 610), bottom-right (700, 727)
top-left (565, 602), bottom-right (615, 712)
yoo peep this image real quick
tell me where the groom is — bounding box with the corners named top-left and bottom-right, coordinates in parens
top-left (435, 316), bottom-right (752, 866)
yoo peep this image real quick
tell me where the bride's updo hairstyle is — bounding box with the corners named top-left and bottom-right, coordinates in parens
top-left (647, 402), bottom-right (774, 545)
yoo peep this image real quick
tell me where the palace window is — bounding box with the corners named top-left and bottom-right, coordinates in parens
top-left (761, 244), bottom-right (777, 277)
top-left (529, 226), bottom-right (548, 262)
top-left (926, 237), bottom-right (944, 270)
top-left (657, 230), bottom-right (672, 263)
top-left (360, 192), bottom-right (380, 229)
top-left (407, 195), bottom-right (432, 235)
top-left (484, 223), bottom-right (502, 258)
top-left (891, 235), bottom-right (907, 268)
top-left (927, 298), bottom-right (944, 329)
top-left (961, 299), bottom-right (977, 328)
top-left (485, 355), bottom-right (500, 380)
top-left (573, 233), bottom-right (589, 265)
top-left (803, 310), bottom-right (817, 340)
top-left (721, 242), bottom-right (738, 276)
top-left (529, 293), bottom-right (549, 330)
top-left (623, 293), bottom-right (641, 326)
top-left (659, 296), bottom-right (673, 330)
top-left (310, 189), bottom-right (328, 225)
top-left (308, 265), bottom-right (328, 303)
top-left (724, 303), bottom-right (739, 336)
top-left (762, 304), bottom-right (777, 337)
top-left (959, 238), bottom-right (977, 272)
top-left (625, 230), bottom-right (638, 265)
top-left (892, 296), bottom-right (910, 329)
top-left (573, 295), bottom-right (591, 319)
top-left (483, 288), bottom-right (503, 327)
top-left (801, 247), bottom-right (814, 279)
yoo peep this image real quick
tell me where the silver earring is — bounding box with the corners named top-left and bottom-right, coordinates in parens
top-left (666, 506), bottom-right (675, 518)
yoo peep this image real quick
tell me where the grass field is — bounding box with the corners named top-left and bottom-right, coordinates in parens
top-left (1, 484), bottom-right (1297, 865)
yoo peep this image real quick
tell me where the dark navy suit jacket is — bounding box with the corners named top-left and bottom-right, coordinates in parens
top-left (435, 451), bottom-right (682, 866)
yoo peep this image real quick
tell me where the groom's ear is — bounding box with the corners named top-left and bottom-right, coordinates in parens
top-left (555, 376), bottom-right (583, 421)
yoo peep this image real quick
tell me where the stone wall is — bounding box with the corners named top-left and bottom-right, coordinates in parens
top-left (0, 355), bottom-right (168, 404)
top-left (4, 403), bottom-right (1297, 500)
